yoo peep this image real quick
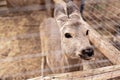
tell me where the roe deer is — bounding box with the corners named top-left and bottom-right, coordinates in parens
top-left (40, 1), bottom-right (94, 76)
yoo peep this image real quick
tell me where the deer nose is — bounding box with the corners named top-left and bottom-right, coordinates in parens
top-left (80, 47), bottom-right (94, 60)
top-left (82, 47), bottom-right (94, 57)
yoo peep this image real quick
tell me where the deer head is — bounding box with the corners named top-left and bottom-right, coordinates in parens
top-left (54, 1), bottom-right (94, 60)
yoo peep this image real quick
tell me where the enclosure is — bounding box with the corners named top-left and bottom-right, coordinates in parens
top-left (0, 0), bottom-right (120, 80)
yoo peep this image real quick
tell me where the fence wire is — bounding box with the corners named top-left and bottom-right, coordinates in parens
top-left (0, 0), bottom-right (120, 80)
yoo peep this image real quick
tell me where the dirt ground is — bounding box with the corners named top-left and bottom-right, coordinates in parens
top-left (0, 11), bottom-right (47, 80)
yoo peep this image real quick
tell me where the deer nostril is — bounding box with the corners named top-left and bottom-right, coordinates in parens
top-left (81, 47), bottom-right (94, 57)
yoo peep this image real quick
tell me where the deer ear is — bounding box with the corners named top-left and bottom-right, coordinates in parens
top-left (67, 1), bottom-right (83, 20)
top-left (54, 3), bottom-right (68, 28)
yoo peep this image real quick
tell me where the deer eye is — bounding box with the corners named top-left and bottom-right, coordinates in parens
top-left (86, 30), bottom-right (89, 35)
top-left (65, 33), bottom-right (72, 38)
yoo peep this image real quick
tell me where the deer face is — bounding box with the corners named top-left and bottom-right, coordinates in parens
top-left (61, 20), bottom-right (94, 60)
top-left (54, 1), bottom-right (94, 60)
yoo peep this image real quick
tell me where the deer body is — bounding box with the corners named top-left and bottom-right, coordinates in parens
top-left (40, 18), bottom-right (69, 75)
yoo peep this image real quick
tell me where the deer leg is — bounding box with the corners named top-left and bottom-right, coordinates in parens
top-left (41, 56), bottom-right (54, 77)
top-left (41, 56), bottom-right (46, 77)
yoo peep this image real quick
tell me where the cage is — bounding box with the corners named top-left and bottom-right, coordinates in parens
top-left (0, 0), bottom-right (119, 80)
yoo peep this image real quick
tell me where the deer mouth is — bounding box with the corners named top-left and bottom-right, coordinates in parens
top-left (80, 55), bottom-right (93, 60)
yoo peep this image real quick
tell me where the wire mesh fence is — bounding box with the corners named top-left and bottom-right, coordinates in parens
top-left (0, 0), bottom-right (120, 80)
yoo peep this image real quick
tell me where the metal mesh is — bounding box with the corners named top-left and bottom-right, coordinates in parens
top-left (0, 0), bottom-right (120, 80)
